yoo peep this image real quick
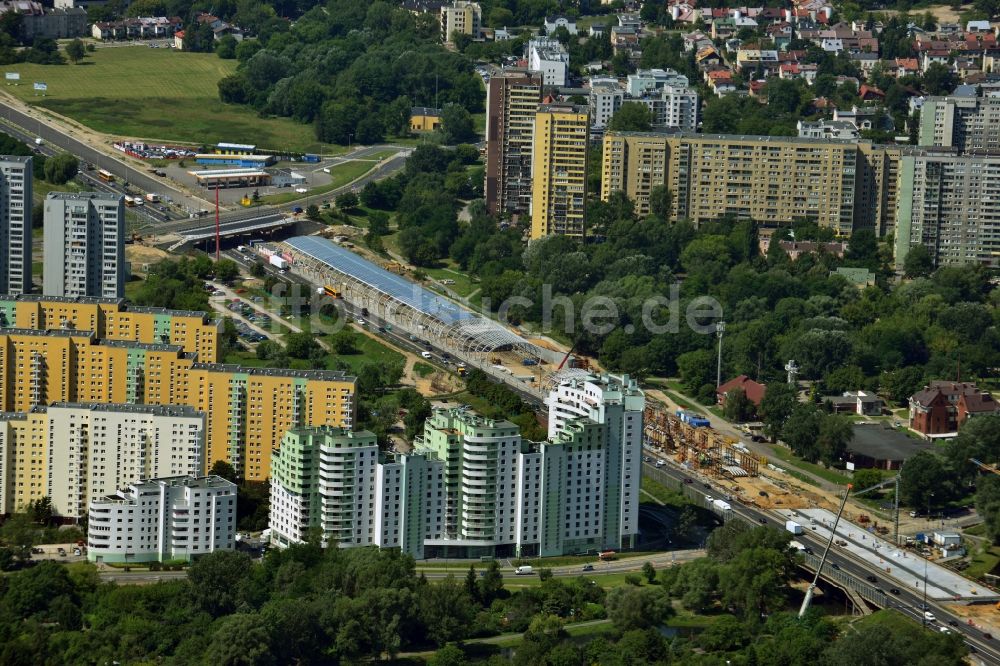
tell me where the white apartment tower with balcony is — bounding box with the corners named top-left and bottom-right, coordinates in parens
top-left (0, 156), bottom-right (32, 295)
top-left (87, 474), bottom-right (237, 563)
top-left (43, 192), bottom-right (125, 299)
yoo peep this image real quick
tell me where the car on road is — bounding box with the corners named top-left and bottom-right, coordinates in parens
top-left (758, 517), bottom-right (767, 524)
top-left (683, 478), bottom-right (693, 484)
top-left (831, 562), bottom-right (840, 570)
top-left (356, 318), bottom-right (365, 325)
top-left (948, 620), bottom-right (958, 626)
top-left (655, 459), bottom-right (665, 467)
top-left (581, 564), bottom-right (594, 571)
top-left (866, 575), bottom-right (877, 583)
top-left (889, 588), bottom-right (900, 595)
top-left (923, 611), bottom-right (936, 623)
top-left (643, 456), bottom-right (650, 462)
top-left (984, 633), bottom-right (992, 640)
top-left (57, 548), bottom-right (66, 557)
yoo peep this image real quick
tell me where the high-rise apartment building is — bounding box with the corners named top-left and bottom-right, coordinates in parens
top-left (0, 328), bottom-right (356, 482)
top-left (601, 131), bottom-right (901, 235)
top-left (43, 192), bottom-right (125, 298)
top-left (440, 1), bottom-right (480, 43)
top-left (531, 103), bottom-right (589, 239)
top-left (0, 294), bottom-right (223, 363)
top-left (0, 402), bottom-right (204, 518)
top-left (87, 474), bottom-right (236, 563)
top-left (918, 93), bottom-right (1000, 153)
top-left (485, 69), bottom-right (543, 216)
top-left (268, 375), bottom-right (644, 559)
top-left (895, 152), bottom-right (1000, 268)
top-left (270, 427), bottom-right (447, 553)
top-left (0, 157), bottom-right (32, 296)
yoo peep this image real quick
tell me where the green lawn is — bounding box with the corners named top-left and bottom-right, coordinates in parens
top-left (641, 477), bottom-right (692, 508)
top-left (964, 542), bottom-right (1000, 580)
top-left (5, 47), bottom-right (325, 151)
top-left (261, 160), bottom-right (380, 205)
top-left (413, 362), bottom-right (435, 378)
top-left (422, 266), bottom-right (477, 297)
top-left (324, 330), bottom-right (404, 374)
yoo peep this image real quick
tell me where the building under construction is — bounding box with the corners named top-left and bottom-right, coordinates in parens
top-left (644, 403), bottom-right (762, 478)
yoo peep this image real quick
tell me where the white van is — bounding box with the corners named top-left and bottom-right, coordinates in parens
top-left (421, 351), bottom-right (433, 359)
top-left (924, 611), bottom-right (936, 623)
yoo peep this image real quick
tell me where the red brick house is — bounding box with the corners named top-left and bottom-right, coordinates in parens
top-left (717, 375), bottom-right (767, 408)
top-left (908, 381), bottom-right (999, 437)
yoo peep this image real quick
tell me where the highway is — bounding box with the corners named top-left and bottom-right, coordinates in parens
top-left (0, 101), bottom-right (196, 210)
top-left (643, 460), bottom-right (1000, 662)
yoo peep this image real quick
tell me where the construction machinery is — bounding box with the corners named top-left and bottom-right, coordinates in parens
top-left (971, 458), bottom-right (1000, 476)
top-left (852, 474), bottom-right (902, 546)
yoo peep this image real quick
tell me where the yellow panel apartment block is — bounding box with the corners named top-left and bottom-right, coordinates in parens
top-left (0, 330), bottom-right (356, 482)
top-left (601, 131), bottom-right (902, 236)
top-left (531, 104), bottom-right (589, 240)
top-left (3, 410), bottom-right (49, 513)
top-left (0, 295), bottom-right (222, 363)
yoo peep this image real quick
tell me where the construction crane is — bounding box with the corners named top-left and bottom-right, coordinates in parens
top-left (799, 483), bottom-right (853, 619)
top-left (970, 458), bottom-right (1000, 476)
top-left (853, 474), bottom-right (901, 546)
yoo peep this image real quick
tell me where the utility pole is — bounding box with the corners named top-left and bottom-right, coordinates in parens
top-left (715, 320), bottom-right (726, 389)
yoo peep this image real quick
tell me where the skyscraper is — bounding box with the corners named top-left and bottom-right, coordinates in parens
top-left (43, 192), bottom-right (125, 298)
top-left (0, 156), bottom-right (32, 295)
top-left (531, 103), bottom-right (589, 239)
top-left (484, 69), bottom-right (542, 217)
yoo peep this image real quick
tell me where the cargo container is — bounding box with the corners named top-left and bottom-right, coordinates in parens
top-left (269, 255), bottom-right (288, 270)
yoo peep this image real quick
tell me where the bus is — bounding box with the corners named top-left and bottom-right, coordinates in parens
top-left (323, 285), bottom-right (341, 299)
top-left (97, 169), bottom-right (115, 183)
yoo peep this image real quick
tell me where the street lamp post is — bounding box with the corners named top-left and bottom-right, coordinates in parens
top-left (716, 321), bottom-right (726, 389)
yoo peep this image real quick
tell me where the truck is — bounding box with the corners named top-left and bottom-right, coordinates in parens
top-left (514, 565), bottom-right (533, 575)
top-left (34, 137), bottom-right (43, 146)
top-left (269, 255), bottom-right (288, 270)
top-left (789, 540), bottom-right (806, 552)
top-left (785, 520), bottom-right (804, 535)
top-left (713, 499), bottom-right (732, 512)
top-left (145, 193), bottom-right (160, 203)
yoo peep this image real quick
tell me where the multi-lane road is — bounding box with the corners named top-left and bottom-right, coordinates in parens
top-left (644, 461), bottom-right (1000, 662)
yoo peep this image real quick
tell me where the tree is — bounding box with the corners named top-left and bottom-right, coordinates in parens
top-left (904, 244), bottom-right (934, 278)
top-left (65, 39), bottom-right (85, 64)
top-left (649, 184), bottom-right (673, 220)
top-left (642, 561), bottom-right (656, 584)
top-left (27, 496), bottom-right (53, 525)
top-left (429, 643), bottom-right (468, 666)
top-left (214, 259), bottom-right (239, 283)
top-left (330, 329), bottom-right (358, 355)
top-left (723, 388), bottom-right (756, 422)
top-left (609, 102), bottom-right (652, 132)
top-left (976, 475), bottom-right (1000, 545)
top-left (43, 153), bottom-right (78, 185)
top-left (336, 191), bottom-right (359, 210)
top-left (900, 451), bottom-right (950, 512)
top-left (286, 332), bottom-right (322, 360)
top-left (922, 62), bottom-right (958, 96)
top-left (215, 34), bottom-right (238, 59)
top-left (759, 381), bottom-right (797, 441)
top-left (210, 459), bottom-right (239, 483)
top-left (203, 613), bottom-right (276, 666)
top-left (478, 559), bottom-right (505, 603)
top-left (852, 468), bottom-right (883, 494)
top-left (306, 204), bottom-right (320, 220)
top-left (187, 550), bottom-right (254, 616)
top-left (439, 103), bottom-right (477, 144)
top-left (606, 586), bottom-right (674, 630)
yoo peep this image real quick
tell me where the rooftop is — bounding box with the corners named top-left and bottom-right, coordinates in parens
top-left (46, 191), bottom-right (122, 203)
top-left (44, 402), bottom-right (202, 417)
top-left (190, 361), bottom-right (355, 382)
top-left (605, 129), bottom-right (875, 146)
top-left (848, 423), bottom-right (931, 462)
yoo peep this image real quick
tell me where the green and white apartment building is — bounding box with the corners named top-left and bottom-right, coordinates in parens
top-left (268, 374), bottom-right (644, 559)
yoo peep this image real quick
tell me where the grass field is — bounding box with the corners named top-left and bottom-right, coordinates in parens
top-left (422, 265), bottom-right (477, 298)
top-left (4, 47), bottom-right (325, 151)
top-left (324, 329), bottom-right (404, 374)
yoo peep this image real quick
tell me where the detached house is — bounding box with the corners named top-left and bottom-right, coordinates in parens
top-left (909, 381), bottom-right (1000, 437)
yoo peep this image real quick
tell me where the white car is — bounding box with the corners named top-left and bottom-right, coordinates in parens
top-left (295, 187), bottom-right (307, 193)
top-left (356, 318), bottom-right (365, 325)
